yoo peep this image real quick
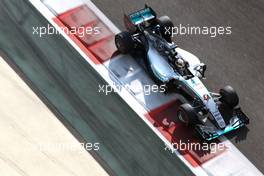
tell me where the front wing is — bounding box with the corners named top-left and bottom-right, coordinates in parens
top-left (195, 108), bottom-right (249, 141)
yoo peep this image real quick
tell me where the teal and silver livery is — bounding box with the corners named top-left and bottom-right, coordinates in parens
top-left (115, 6), bottom-right (249, 141)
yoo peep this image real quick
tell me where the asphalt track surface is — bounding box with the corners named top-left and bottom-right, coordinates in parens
top-left (0, 1), bottom-right (192, 176)
top-left (94, 0), bottom-right (264, 173)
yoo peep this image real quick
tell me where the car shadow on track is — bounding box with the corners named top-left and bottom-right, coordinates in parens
top-left (107, 51), bottom-right (177, 109)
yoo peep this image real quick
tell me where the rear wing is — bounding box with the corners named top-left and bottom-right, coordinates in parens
top-left (124, 5), bottom-right (156, 31)
top-left (128, 5), bottom-right (156, 25)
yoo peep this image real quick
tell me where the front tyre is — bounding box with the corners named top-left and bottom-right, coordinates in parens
top-left (219, 85), bottom-right (239, 108)
top-left (115, 31), bottom-right (134, 54)
top-left (177, 103), bottom-right (198, 126)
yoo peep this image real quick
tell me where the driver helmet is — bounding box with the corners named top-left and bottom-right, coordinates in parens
top-left (175, 58), bottom-right (185, 68)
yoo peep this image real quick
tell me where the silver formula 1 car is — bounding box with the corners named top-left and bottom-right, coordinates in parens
top-left (114, 5), bottom-right (249, 141)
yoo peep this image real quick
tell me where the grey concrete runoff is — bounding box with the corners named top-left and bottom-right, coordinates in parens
top-left (0, 56), bottom-right (109, 176)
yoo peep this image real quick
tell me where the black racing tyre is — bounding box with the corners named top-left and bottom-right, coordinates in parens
top-left (157, 16), bottom-right (174, 42)
top-left (115, 31), bottom-right (134, 54)
top-left (219, 85), bottom-right (239, 108)
top-left (177, 103), bottom-right (198, 126)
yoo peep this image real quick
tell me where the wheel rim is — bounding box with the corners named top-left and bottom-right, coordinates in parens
top-left (178, 110), bottom-right (188, 124)
top-left (115, 37), bottom-right (121, 49)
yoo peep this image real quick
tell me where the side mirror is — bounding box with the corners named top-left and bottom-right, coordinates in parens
top-left (194, 63), bottom-right (206, 78)
top-left (200, 63), bottom-right (206, 78)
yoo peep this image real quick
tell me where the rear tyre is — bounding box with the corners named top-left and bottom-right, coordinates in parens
top-left (177, 103), bottom-right (198, 126)
top-left (157, 16), bottom-right (174, 42)
top-left (219, 85), bottom-right (239, 109)
top-left (115, 31), bottom-right (134, 54)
